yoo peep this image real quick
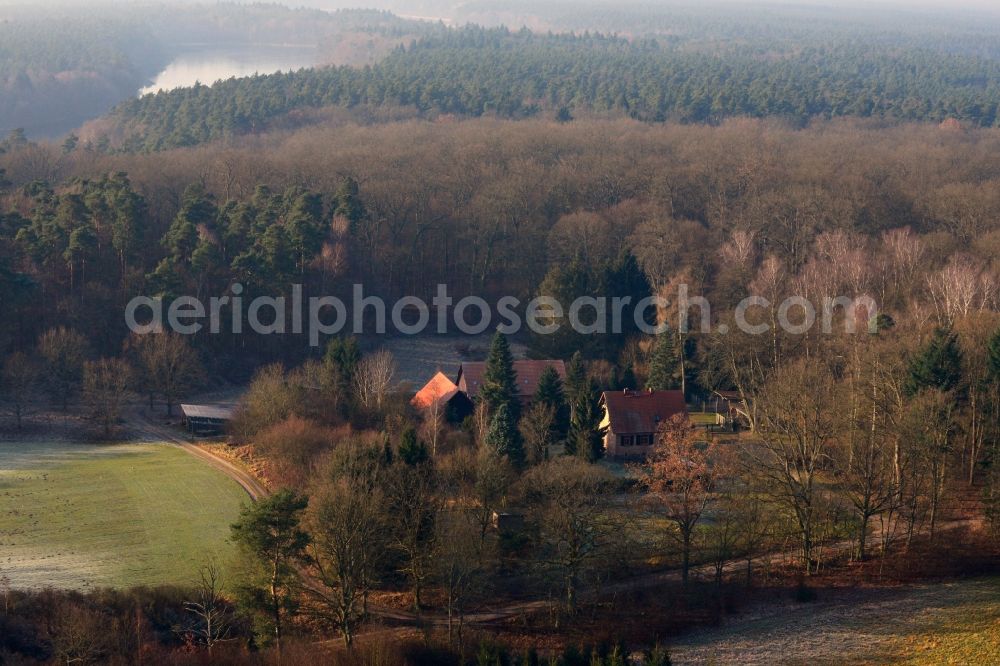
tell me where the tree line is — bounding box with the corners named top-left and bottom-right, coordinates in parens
top-left (104, 26), bottom-right (1000, 152)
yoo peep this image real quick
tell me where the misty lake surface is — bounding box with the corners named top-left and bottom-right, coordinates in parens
top-left (140, 44), bottom-right (318, 95)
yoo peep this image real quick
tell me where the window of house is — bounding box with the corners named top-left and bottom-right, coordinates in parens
top-left (620, 435), bottom-right (635, 447)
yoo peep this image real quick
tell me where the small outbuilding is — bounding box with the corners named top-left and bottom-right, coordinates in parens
top-left (180, 403), bottom-right (235, 436)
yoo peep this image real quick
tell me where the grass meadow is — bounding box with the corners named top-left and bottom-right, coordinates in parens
top-left (0, 440), bottom-right (247, 590)
top-left (670, 577), bottom-right (1000, 664)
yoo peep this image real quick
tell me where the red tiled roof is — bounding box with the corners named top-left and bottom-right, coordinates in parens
top-left (601, 389), bottom-right (687, 435)
top-left (411, 371), bottom-right (462, 409)
top-left (457, 360), bottom-right (567, 400)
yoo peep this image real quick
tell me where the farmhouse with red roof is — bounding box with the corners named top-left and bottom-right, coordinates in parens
top-left (600, 389), bottom-right (688, 460)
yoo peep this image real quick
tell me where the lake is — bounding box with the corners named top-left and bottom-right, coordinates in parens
top-left (139, 43), bottom-right (318, 95)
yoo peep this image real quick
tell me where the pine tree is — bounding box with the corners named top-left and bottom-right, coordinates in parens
top-left (486, 403), bottom-right (525, 468)
top-left (398, 427), bottom-right (429, 466)
top-left (646, 335), bottom-right (679, 391)
top-left (480, 331), bottom-right (520, 422)
top-left (532, 258), bottom-right (592, 358)
top-left (564, 351), bottom-right (587, 406)
top-left (324, 336), bottom-right (361, 389)
top-left (906, 328), bottom-right (964, 396)
top-left (229, 489), bottom-right (309, 651)
top-left (534, 365), bottom-right (569, 437)
top-left (620, 365), bottom-right (638, 390)
top-left (598, 251), bottom-right (653, 358)
top-left (334, 177), bottom-right (365, 234)
top-left (566, 379), bottom-right (606, 462)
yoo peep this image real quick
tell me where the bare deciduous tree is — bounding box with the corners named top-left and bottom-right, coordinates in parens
top-left (183, 561), bottom-right (232, 654)
top-left (1, 351), bottom-right (36, 429)
top-left (927, 255), bottom-right (998, 326)
top-left (130, 332), bottom-right (204, 416)
top-left (38, 327), bottom-right (89, 411)
top-left (305, 478), bottom-right (386, 647)
top-left (471, 401), bottom-right (491, 447)
top-left (83, 358), bottom-right (132, 437)
top-left (837, 342), bottom-right (901, 560)
top-left (954, 313), bottom-right (1000, 485)
top-left (881, 227), bottom-right (925, 305)
top-left (519, 402), bottom-right (556, 465)
top-left (353, 349), bottom-right (396, 411)
top-left (720, 228), bottom-right (757, 270)
top-left (639, 414), bottom-right (716, 585)
top-left (901, 389), bottom-right (957, 541)
top-left (387, 461), bottom-right (442, 612)
top-left (471, 449), bottom-right (511, 551)
top-left (746, 359), bottom-right (840, 573)
top-left (433, 509), bottom-right (484, 647)
top-left (421, 397), bottom-right (446, 457)
top-left (522, 457), bottom-right (615, 614)
top-left (49, 600), bottom-right (111, 666)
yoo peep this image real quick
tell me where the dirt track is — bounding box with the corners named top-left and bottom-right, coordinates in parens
top-left (126, 406), bottom-right (268, 501)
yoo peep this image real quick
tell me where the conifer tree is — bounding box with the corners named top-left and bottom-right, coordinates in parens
top-left (646, 334), bottom-right (679, 391)
top-left (564, 351), bottom-right (587, 406)
top-left (398, 427), bottom-right (429, 466)
top-left (906, 328), bottom-right (964, 396)
top-left (230, 489), bottom-right (309, 651)
top-left (334, 177), bottom-right (366, 233)
top-left (480, 331), bottom-right (520, 422)
top-left (534, 365), bottom-right (569, 438)
top-left (532, 258), bottom-right (592, 358)
top-left (324, 336), bottom-right (361, 389)
top-left (486, 403), bottom-right (524, 468)
top-left (566, 379), bottom-right (606, 462)
top-left (619, 365), bottom-right (638, 390)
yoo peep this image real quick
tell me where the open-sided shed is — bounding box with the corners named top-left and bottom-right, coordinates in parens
top-left (180, 404), bottom-right (235, 436)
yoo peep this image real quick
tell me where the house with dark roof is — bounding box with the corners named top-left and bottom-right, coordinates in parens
top-left (411, 360), bottom-right (566, 418)
top-left (600, 389), bottom-right (688, 460)
top-left (455, 360), bottom-right (567, 404)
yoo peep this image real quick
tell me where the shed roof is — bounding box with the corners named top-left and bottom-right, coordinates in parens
top-left (180, 404), bottom-right (235, 421)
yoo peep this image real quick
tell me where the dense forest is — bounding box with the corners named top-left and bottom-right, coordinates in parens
top-left (104, 26), bottom-right (1000, 152)
top-left (2, 115), bottom-right (999, 368)
top-left (459, 0), bottom-right (1000, 57)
